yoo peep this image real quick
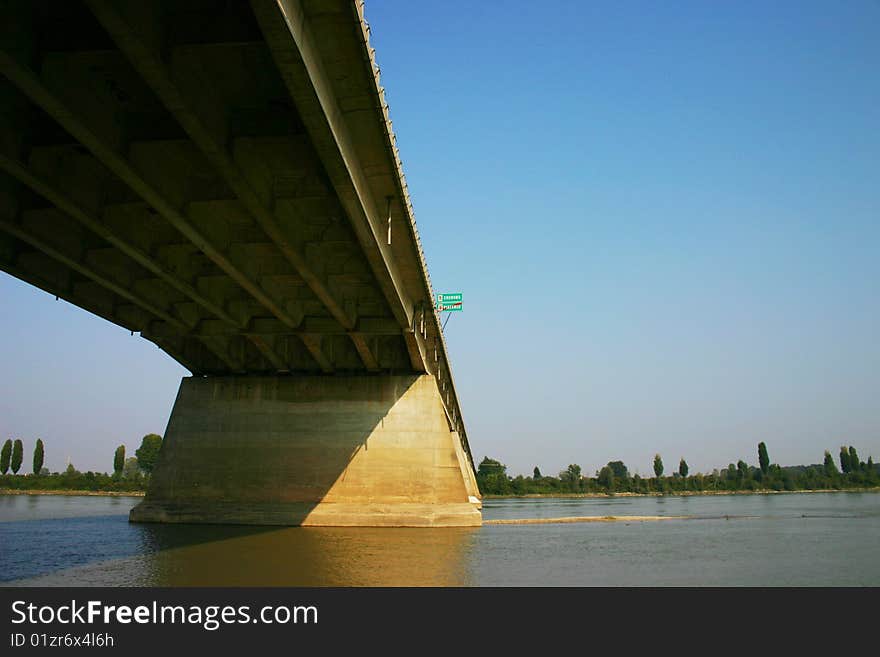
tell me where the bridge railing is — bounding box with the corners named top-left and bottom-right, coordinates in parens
top-left (353, 1), bottom-right (474, 473)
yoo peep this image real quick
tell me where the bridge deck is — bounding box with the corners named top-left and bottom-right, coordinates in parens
top-left (0, 0), bottom-right (471, 465)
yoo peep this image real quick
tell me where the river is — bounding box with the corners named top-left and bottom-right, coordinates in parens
top-left (1, 492), bottom-right (878, 586)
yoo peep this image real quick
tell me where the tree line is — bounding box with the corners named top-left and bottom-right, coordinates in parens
top-left (477, 441), bottom-right (879, 496)
top-left (0, 434), bottom-right (164, 492)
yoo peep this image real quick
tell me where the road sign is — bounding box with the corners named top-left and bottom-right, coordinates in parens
top-left (436, 292), bottom-right (462, 312)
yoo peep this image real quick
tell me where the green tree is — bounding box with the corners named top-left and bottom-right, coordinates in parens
top-left (122, 457), bottom-right (140, 480)
top-left (679, 458), bottom-right (688, 478)
top-left (560, 464), bottom-right (582, 491)
top-left (597, 465), bottom-right (615, 490)
top-left (607, 460), bottom-right (629, 480)
top-left (726, 463), bottom-right (737, 482)
top-left (758, 442), bottom-right (770, 475)
top-left (736, 460), bottom-right (748, 482)
top-left (868, 456), bottom-right (875, 474)
top-left (0, 439), bottom-right (11, 474)
top-left (11, 439), bottom-right (23, 474)
top-left (839, 446), bottom-right (851, 474)
top-left (511, 475), bottom-right (529, 495)
top-left (823, 450), bottom-right (838, 477)
top-left (114, 445), bottom-right (126, 475)
top-left (533, 466), bottom-right (542, 479)
top-left (135, 434), bottom-right (163, 474)
top-left (476, 457), bottom-right (511, 495)
top-left (848, 446), bottom-right (860, 472)
top-left (32, 439), bottom-right (44, 475)
top-left (477, 457), bottom-right (506, 477)
top-left (653, 454), bottom-right (664, 478)
top-left (632, 473), bottom-right (643, 492)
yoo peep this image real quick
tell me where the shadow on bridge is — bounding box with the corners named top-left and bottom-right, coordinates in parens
top-left (130, 373), bottom-right (478, 527)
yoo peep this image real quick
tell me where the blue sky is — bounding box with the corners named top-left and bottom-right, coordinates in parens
top-left (1, 0), bottom-right (878, 476)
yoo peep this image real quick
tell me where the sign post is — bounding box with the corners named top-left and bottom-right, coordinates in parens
top-left (436, 293), bottom-right (463, 312)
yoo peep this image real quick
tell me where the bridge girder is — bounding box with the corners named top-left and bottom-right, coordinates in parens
top-left (0, 0), bottom-right (472, 464)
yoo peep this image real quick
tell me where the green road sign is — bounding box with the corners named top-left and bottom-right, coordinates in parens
top-left (436, 293), bottom-right (463, 312)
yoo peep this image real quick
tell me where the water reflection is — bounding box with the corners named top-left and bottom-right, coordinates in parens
top-left (134, 525), bottom-right (477, 586)
top-left (4, 493), bottom-right (880, 586)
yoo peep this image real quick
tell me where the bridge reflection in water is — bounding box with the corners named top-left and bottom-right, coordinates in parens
top-left (132, 525), bottom-right (478, 587)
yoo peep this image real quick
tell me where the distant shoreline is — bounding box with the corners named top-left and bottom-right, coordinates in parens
top-left (2, 487), bottom-right (878, 500)
top-left (0, 489), bottom-right (145, 497)
top-left (483, 487), bottom-right (880, 499)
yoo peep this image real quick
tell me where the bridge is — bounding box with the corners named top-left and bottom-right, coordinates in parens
top-left (0, 0), bottom-right (481, 526)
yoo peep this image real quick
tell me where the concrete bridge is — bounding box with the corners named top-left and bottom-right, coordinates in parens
top-left (0, 0), bottom-right (481, 526)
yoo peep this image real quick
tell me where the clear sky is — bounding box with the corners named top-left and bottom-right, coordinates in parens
top-left (1, 0), bottom-right (878, 477)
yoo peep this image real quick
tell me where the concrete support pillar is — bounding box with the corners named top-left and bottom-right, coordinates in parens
top-left (130, 374), bottom-right (482, 527)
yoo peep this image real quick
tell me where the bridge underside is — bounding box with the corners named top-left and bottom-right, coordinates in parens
top-left (1, 0), bottom-right (478, 525)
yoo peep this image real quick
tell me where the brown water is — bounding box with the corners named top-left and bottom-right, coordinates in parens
top-left (2, 492), bottom-right (879, 586)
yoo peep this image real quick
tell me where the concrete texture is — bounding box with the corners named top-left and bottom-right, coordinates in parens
top-left (130, 374), bottom-right (481, 527)
top-left (0, 0), bottom-right (474, 465)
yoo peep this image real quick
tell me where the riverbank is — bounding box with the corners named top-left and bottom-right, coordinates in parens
top-left (0, 489), bottom-right (145, 497)
top-left (482, 487), bottom-right (880, 499)
top-left (2, 487), bottom-right (877, 499)
top-left (484, 515), bottom-right (686, 525)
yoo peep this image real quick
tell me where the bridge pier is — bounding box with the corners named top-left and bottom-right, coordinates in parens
top-left (130, 374), bottom-right (481, 527)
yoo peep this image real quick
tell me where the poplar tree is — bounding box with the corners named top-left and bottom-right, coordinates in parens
top-left (32, 439), bottom-right (44, 475)
top-left (839, 446), bottom-right (851, 474)
top-left (758, 442), bottom-right (770, 475)
top-left (532, 466), bottom-right (541, 479)
top-left (0, 439), bottom-right (11, 474)
top-left (653, 454), bottom-right (664, 478)
top-left (823, 451), bottom-right (838, 477)
top-left (679, 458), bottom-right (688, 478)
top-left (849, 446), bottom-right (860, 472)
top-left (11, 439), bottom-right (23, 474)
top-left (114, 445), bottom-right (126, 475)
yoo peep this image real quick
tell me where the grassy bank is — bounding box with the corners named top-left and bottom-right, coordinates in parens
top-left (482, 487), bottom-right (880, 499)
top-left (0, 488), bottom-right (144, 497)
top-left (0, 471), bottom-right (148, 494)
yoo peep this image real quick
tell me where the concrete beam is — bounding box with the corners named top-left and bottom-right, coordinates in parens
top-left (0, 246), bottom-right (140, 336)
top-left (247, 334), bottom-right (289, 371)
top-left (139, 329), bottom-right (204, 375)
top-left (2, 153), bottom-right (293, 373)
top-left (0, 212), bottom-right (188, 333)
top-left (251, 0), bottom-right (414, 332)
top-left (86, 0), bottom-right (383, 373)
top-left (299, 333), bottom-right (334, 373)
top-left (403, 328), bottom-right (432, 375)
top-left (0, 50), bottom-right (301, 331)
top-left (348, 332), bottom-right (378, 372)
top-left (195, 335), bottom-right (247, 373)
top-left (0, 197), bottom-right (255, 372)
top-left (151, 315), bottom-right (401, 338)
top-left (0, 153), bottom-right (242, 329)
